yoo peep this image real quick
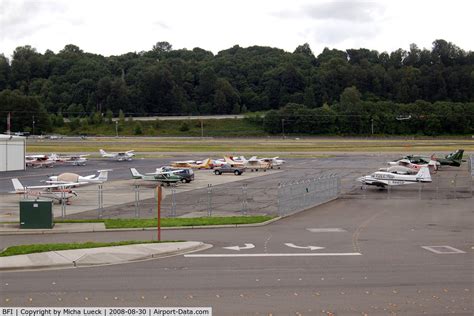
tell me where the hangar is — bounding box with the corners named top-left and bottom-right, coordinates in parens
top-left (0, 134), bottom-right (26, 171)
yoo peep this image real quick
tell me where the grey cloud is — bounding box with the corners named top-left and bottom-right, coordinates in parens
top-left (154, 21), bottom-right (170, 30)
top-left (309, 21), bottom-right (379, 44)
top-left (0, 0), bottom-right (70, 41)
top-left (274, 1), bottom-right (385, 23)
top-left (302, 1), bottom-right (385, 23)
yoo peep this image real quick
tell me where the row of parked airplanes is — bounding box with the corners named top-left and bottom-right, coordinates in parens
top-left (357, 149), bottom-right (464, 188)
top-left (25, 149), bottom-right (286, 170)
top-left (14, 152), bottom-right (287, 204)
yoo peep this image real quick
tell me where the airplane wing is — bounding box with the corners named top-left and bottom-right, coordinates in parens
top-left (26, 182), bottom-right (78, 189)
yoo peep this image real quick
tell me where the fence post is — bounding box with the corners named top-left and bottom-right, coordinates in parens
top-left (171, 186), bottom-right (176, 217)
top-left (241, 184), bottom-right (248, 215)
top-left (207, 184), bottom-right (212, 217)
top-left (453, 175), bottom-right (457, 200)
top-left (98, 184), bottom-right (103, 219)
top-left (61, 189), bottom-right (66, 218)
top-left (134, 184), bottom-right (139, 218)
top-left (277, 183), bottom-right (282, 217)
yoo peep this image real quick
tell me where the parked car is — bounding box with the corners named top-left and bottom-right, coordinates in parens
top-left (162, 167), bottom-right (194, 183)
top-left (213, 164), bottom-right (245, 175)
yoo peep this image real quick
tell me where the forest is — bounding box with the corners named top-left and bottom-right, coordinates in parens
top-left (0, 39), bottom-right (473, 135)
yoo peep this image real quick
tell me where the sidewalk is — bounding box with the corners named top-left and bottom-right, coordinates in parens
top-left (0, 241), bottom-right (210, 272)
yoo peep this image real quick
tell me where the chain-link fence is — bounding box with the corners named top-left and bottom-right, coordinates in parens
top-left (1, 174), bottom-right (341, 220)
top-left (470, 154), bottom-right (473, 177)
top-left (277, 175), bottom-right (340, 216)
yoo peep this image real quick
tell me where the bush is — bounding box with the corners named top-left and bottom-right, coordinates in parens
top-left (134, 122), bottom-right (143, 135)
top-left (179, 122), bottom-right (190, 132)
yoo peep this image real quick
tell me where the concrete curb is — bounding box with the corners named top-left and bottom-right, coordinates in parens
top-left (0, 217), bottom-right (282, 235)
top-left (0, 241), bottom-right (211, 272)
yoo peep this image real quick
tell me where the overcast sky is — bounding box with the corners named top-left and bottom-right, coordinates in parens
top-left (1, 0), bottom-right (473, 58)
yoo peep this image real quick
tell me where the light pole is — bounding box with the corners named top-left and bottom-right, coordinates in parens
top-left (115, 120), bottom-right (118, 137)
top-left (32, 115), bottom-right (35, 136)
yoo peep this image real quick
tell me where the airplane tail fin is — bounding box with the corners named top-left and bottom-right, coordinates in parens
top-left (130, 168), bottom-right (142, 178)
top-left (416, 166), bottom-right (432, 183)
top-left (99, 149), bottom-right (107, 156)
top-left (97, 169), bottom-right (111, 181)
top-left (452, 149), bottom-right (464, 160)
top-left (428, 160), bottom-right (438, 171)
top-left (203, 158), bottom-right (211, 168)
top-left (12, 178), bottom-right (25, 192)
top-left (224, 156), bottom-right (234, 164)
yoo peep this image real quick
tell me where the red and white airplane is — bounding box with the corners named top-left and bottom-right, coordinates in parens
top-left (25, 155), bottom-right (55, 168)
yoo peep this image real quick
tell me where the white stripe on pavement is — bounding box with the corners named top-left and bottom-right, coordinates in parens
top-left (184, 252), bottom-right (362, 258)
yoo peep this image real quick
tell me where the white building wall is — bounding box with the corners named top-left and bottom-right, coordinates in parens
top-left (0, 135), bottom-right (26, 171)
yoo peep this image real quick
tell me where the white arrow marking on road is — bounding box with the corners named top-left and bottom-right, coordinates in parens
top-left (223, 243), bottom-right (255, 251)
top-left (285, 243), bottom-right (325, 251)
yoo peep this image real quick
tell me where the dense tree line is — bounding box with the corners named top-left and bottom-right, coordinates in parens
top-left (262, 87), bottom-right (474, 135)
top-left (0, 39), bottom-right (473, 134)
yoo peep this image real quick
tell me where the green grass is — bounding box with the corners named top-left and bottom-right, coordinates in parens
top-left (0, 240), bottom-right (174, 257)
top-left (53, 216), bottom-right (276, 229)
top-left (55, 118), bottom-right (266, 137)
top-left (26, 136), bottom-right (474, 154)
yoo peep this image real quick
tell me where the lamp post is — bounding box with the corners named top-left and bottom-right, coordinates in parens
top-left (115, 120), bottom-right (118, 137)
top-left (32, 115), bottom-right (35, 136)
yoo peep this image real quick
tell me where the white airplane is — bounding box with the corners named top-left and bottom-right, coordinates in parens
top-left (49, 153), bottom-right (89, 166)
top-left (46, 169), bottom-right (111, 186)
top-left (380, 159), bottom-right (438, 175)
top-left (234, 156), bottom-right (272, 171)
top-left (357, 166), bottom-right (432, 188)
top-left (10, 178), bottom-right (77, 204)
top-left (258, 156), bottom-right (286, 169)
top-left (100, 149), bottom-right (135, 161)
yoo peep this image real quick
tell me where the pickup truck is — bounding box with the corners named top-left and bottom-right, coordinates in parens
top-left (213, 164), bottom-right (245, 175)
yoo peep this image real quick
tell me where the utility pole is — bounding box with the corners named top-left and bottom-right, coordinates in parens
top-left (115, 120), bottom-right (119, 137)
top-left (371, 118), bottom-right (374, 135)
top-left (32, 115), bottom-right (35, 136)
top-left (281, 119), bottom-right (285, 138)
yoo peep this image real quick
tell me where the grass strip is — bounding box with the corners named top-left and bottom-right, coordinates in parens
top-left (0, 240), bottom-right (177, 257)
top-left (54, 216), bottom-right (275, 229)
top-left (104, 216), bottom-right (275, 229)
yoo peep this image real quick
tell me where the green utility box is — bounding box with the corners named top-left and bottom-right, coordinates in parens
top-left (19, 199), bottom-right (54, 229)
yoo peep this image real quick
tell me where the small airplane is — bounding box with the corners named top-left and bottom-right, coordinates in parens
top-left (234, 156), bottom-right (272, 171)
top-left (433, 149), bottom-right (464, 167)
top-left (10, 178), bottom-right (77, 204)
top-left (25, 155), bottom-right (55, 168)
top-left (357, 166), bottom-right (432, 188)
top-left (46, 169), bottom-right (111, 186)
top-left (258, 156), bottom-right (286, 169)
top-left (100, 149), bottom-right (135, 161)
top-left (384, 159), bottom-right (438, 174)
top-left (130, 168), bottom-right (181, 186)
top-left (49, 153), bottom-right (89, 166)
top-left (170, 158), bottom-right (213, 169)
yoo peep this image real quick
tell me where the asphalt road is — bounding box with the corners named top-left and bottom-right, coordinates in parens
top-left (1, 196), bottom-right (472, 315)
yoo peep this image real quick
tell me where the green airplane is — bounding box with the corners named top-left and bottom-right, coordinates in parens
top-left (435, 149), bottom-right (464, 167)
top-left (130, 168), bottom-right (181, 186)
top-left (404, 149), bottom-right (464, 167)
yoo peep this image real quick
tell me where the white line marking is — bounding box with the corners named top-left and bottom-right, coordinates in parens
top-left (307, 228), bottom-right (347, 232)
top-left (223, 243), bottom-right (255, 251)
top-left (184, 253), bottom-right (362, 258)
top-left (421, 246), bottom-right (466, 254)
top-left (284, 243), bottom-right (325, 250)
